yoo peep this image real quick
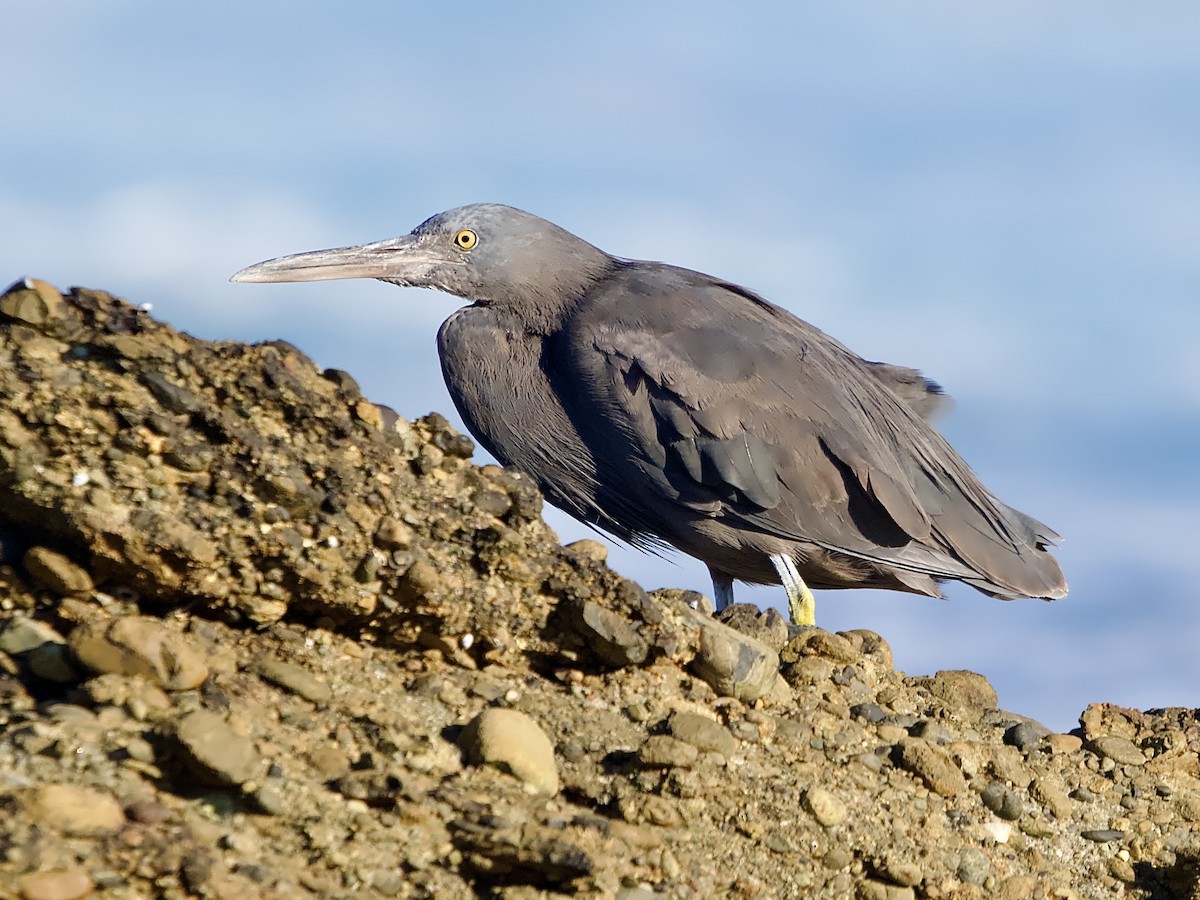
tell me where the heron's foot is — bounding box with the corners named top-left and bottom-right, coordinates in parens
top-left (770, 553), bottom-right (816, 626)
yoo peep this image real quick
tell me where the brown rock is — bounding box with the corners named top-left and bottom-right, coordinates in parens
top-left (457, 708), bottom-right (559, 794)
top-left (68, 616), bottom-right (208, 690)
top-left (1089, 734), bottom-right (1146, 767)
top-left (804, 787), bottom-right (848, 827)
top-left (687, 609), bottom-right (780, 701)
top-left (1, 278), bottom-right (65, 326)
top-left (255, 657), bottom-right (332, 703)
top-left (894, 738), bottom-right (967, 797)
top-left (23, 547), bottom-right (94, 595)
top-left (668, 711), bottom-right (736, 758)
top-left (25, 784), bottom-right (125, 836)
top-left (174, 709), bottom-right (260, 786)
top-left (917, 670), bottom-right (998, 712)
top-left (638, 735), bottom-right (700, 768)
top-left (18, 869), bottom-right (94, 900)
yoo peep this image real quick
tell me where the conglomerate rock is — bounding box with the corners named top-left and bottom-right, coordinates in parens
top-left (0, 279), bottom-right (1197, 898)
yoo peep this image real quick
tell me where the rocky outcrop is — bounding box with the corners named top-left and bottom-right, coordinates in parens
top-left (0, 279), bottom-right (1197, 898)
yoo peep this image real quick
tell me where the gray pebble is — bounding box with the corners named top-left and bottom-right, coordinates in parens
top-left (981, 781), bottom-right (1024, 820)
top-left (956, 847), bottom-right (991, 885)
top-left (1004, 720), bottom-right (1051, 752)
top-left (1082, 828), bottom-right (1126, 843)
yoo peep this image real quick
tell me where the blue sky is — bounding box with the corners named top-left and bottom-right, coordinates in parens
top-left (5, 2), bottom-right (1198, 731)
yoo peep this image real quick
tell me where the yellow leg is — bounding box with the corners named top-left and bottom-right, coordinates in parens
top-left (771, 553), bottom-right (816, 626)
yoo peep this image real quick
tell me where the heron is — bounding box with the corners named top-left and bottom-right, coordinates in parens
top-left (232, 204), bottom-right (1066, 625)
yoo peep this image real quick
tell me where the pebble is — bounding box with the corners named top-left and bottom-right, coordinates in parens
top-left (254, 658), bottom-right (332, 703)
top-left (561, 598), bottom-right (648, 667)
top-left (174, 710), bottom-right (260, 786)
top-left (668, 711), bottom-right (736, 758)
top-left (919, 669), bottom-right (997, 712)
top-left (25, 783), bottom-right (126, 836)
top-left (1081, 828), bottom-right (1126, 843)
top-left (783, 629), bottom-right (860, 664)
top-left (0, 616), bottom-right (67, 655)
top-left (1030, 777), bottom-right (1073, 819)
top-left (851, 703), bottom-right (887, 724)
top-left (716, 604), bottom-right (789, 652)
top-left (981, 781), bottom-right (1024, 820)
top-left (457, 708), bottom-right (559, 794)
top-left (687, 610), bottom-right (780, 701)
top-left (804, 787), bottom-right (848, 827)
top-left (18, 869), bottom-right (94, 900)
top-left (956, 847), bottom-right (991, 885)
top-left (1, 278), bottom-right (64, 325)
top-left (1089, 735), bottom-right (1146, 767)
top-left (894, 738), bottom-right (967, 797)
top-left (876, 854), bottom-right (922, 887)
top-left (68, 617), bottom-right (208, 690)
top-left (22, 546), bottom-right (94, 595)
top-left (564, 539), bottom-right (608, 563)
top-left (26, 643), bottom-right (81, 683)
top-left (638, 735), bottom-right (700, 769)
top-left (1044, 733), bottom-right (1083, 754)
top-left (1004, 720), bottom-right (1051, 752)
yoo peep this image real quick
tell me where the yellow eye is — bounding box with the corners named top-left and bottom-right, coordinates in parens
top-left (453, 229), bottom-right (478, 251)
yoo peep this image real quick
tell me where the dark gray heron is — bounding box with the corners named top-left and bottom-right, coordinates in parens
top-left (232, 204), bottom-right (1066, 624)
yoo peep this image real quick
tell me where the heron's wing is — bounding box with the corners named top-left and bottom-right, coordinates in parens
top-left (563, 264), bottom-right (1061, 594)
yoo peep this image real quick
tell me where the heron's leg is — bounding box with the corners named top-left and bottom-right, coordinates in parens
top-left (708, 568), bottom-right (736, 612)
top-left (770, 553), bottom-right (816, 626)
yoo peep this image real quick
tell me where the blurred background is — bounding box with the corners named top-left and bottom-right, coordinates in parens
top-left (4, 2), bottom-right (1197, 731)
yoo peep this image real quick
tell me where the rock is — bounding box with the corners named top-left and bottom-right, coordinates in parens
top-left (1, 278), bottom-right (65, 326)
top-left (687, 609), bottom-right (780, 701)
top-left (716, 604), bottom-right (789, 652)
top-left (457, 708), bottom-right (559, 794)
top-left (1030, 777), bottom-right (1073, 819)
top-left (0, 616), bottom-right (68, 655)
top-left (560, 598), bottom-right (648, 667)
top-left (1004, 720), bottom-right (1051, 752)
top-left (804, 787), bottom-right (848, 827)
top-left (373, 516), bottom-right (416, 550)
top-left (254, 658), bottom-right (332, 703)
top-left (24, 783), bottom-right (125, 836)
top-left (957, 847), bottom-right (991, 885)
top-left (23, 546), bottom-right (94, 594)
top-left (876, 854), bottom-right (922, 887)
top-left (564, 539), bottom-right (608, 563)
top-left (668, 711), bottom-right (736, 758)
top-left (81, 672), bottom-right (173, 721)
top-left (174, 709), bottom-right (260, 786)
top-left (17, 869), bottom-right (94, 900)
top-left (782, 629), bottom-right (860, 665)
top-left (981, 781), bottom-right (1024, 820)
top-left (1081, 829), bottom-right (1125, 843)
top-left (68, 616), bottom-right (208, 690)
top-left (893, 738), bottom-right (967, 797)
top-left (915, 670), bottom-right (997, 712)
top-left (26, 643), bottom-right (82, 683)
top-left (638, 735), bottom-right (700, 768)
top-left (1089, 734), bottom-right (1146, 766)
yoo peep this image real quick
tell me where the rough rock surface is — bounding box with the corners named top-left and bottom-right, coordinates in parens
top-left (0, 279), bottom-right (1197, 898)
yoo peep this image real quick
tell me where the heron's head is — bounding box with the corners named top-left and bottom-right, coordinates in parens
top-left (232, 204), bottom-right (615, 324)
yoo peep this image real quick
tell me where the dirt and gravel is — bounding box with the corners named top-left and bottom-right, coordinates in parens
top-left (0, 278), bottom-right (1197, 899)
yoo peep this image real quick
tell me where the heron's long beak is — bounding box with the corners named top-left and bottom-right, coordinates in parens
top-left (230, 234), bottom-right (451, 284)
